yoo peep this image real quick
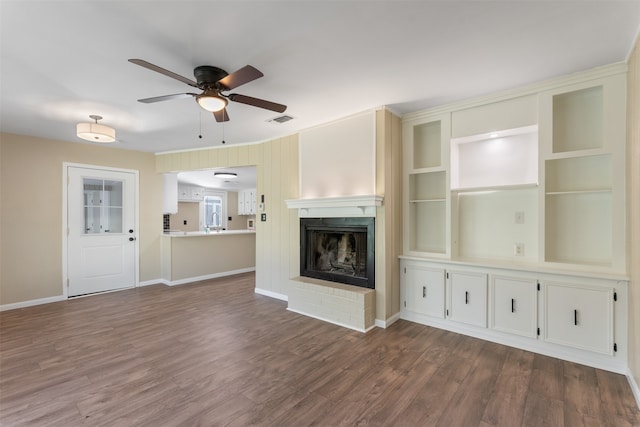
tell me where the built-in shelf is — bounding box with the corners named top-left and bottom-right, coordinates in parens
top-left (450, 125), bottom-right (538, 191)
top-left (552, 86), bottom-right (603, 153)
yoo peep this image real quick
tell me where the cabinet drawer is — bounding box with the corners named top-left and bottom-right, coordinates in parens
top-left (491, 276), bottom-right (537, 338)
top-left (449, 271), bottom-right (487, 327)
top-left (543, 282), bottom-right (613, 355)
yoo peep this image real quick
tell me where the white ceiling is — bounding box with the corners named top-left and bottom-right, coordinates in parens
top-left (178, 166), bottom-right (256, 191)
top-left (1, 1), bottom-right (639, 154)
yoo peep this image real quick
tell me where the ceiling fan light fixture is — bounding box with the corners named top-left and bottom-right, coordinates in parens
top-left (196, 92), bottom-right (228, 112)
top-left (214, 172), bottom-right (237, 179)
top-left (76, 115), bottom-right (116, 143)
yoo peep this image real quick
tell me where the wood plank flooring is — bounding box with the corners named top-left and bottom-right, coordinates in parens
top-left (1, 272), bottom-right (638, 426)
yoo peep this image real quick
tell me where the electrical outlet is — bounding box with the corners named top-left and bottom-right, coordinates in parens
top-left (515, 211), bottom-right (524, 224)
top-left (514, 243), bottom-right (525, 256)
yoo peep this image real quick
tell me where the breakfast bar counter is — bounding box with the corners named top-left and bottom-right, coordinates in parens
top-left (161, 230), bottom-right (256, 284)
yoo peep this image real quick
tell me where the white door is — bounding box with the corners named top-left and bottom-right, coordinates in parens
top-left (67, 166), bottom-right (137, 297)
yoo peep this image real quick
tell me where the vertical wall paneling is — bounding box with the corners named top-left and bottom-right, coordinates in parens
top-left (627, 36), bottom-right (640, 397)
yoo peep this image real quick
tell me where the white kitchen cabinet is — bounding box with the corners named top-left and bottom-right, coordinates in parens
top-left (162, 173), bottom-right (178, 214)
top-left (190, 187), bottom-right (204, 201)
top-left (238, 188), bottom-right (256, 215)
top-left (401, 264), bottom-right (445, 318)
top-left (448, 271), bottom-right (487, 328)
top-left (178, 185), bottom-right (204, 202)
top-left (543, 281), bottom-right (614, 355)
top-left (491, 275), bottom-right (537, 338)
top-left (178, 185), bottom-right (191, 201)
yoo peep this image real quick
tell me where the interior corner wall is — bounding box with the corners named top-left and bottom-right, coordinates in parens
top-left (627, 35), bottom-right (640, 394)
top-left (155, 136), bottom-right (299, 299)
top-left (0, 133), bottom-right (162, 305)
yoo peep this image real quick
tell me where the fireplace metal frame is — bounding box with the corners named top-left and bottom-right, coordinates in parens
top-left (299, 217), bottom-right (375, 289)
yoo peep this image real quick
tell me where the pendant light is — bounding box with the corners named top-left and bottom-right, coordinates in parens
top-left (77, 115), bottom-right (116, 143)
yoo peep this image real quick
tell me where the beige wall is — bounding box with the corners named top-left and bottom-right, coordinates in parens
top-left (169, 202), bottom-right (200, 231)
top-left (627, 36), bottom-right (640, 391)
top-left (0, 133), bottom-right (162, 305)
top-left (163, 233), bottom-right (256, 281)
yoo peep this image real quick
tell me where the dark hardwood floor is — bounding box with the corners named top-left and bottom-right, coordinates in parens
top-left (1, 272), bottom-right (638, 426)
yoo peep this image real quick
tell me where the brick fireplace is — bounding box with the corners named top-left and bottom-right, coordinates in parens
top-left (286, 196), bottom-right (382, 332)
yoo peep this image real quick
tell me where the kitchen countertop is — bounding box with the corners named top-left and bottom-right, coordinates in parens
top-left (163, 230), bottom-right (256, 237)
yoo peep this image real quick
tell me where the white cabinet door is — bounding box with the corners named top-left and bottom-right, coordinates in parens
top-left (248, 189), bottom-right (256, 214)
top-left (191, 187), bottom-right (204, 201)
top-left (448, 271), bottom-right (487, 327)
top-left (238, 190), bottom-right (247, 215)
top-left (402, 264), bottom-right (445, 318)
top-left (178, 185), bottom-right (191, 201)
top-left (491, 276), bottom-right (537, 338)
top-left (543, 281), bottom-right (614, 355)
top-left (162, 173), bottom-right (178, 214)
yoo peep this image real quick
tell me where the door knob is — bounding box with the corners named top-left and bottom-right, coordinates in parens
top-left (129, 237), bottom-right (136, 241)
top-left (129, 229), bottom-right (134, 233)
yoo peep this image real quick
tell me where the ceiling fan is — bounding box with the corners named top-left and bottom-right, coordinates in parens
top-left (128, 59), bottom-right (287, 122)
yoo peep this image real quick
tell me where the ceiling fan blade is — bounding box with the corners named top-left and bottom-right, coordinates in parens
top-left (228, 93), bottom-right (287, 113)
top-left (137, 93), bottom-right (196, 103)
top-left (218, 65), bottom-right (263, 90)
top-left (128, 59), bottom-right (198, 87)
top-left (213, 109), bottom-right (230, 122)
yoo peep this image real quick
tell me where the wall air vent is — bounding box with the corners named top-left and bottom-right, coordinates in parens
top-left (268, 115), bottom-right (294, 124)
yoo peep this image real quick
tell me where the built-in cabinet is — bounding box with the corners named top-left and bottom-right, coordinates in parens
top-left (400, 258), bottom-right (626, 371)
top-left (400, 64), bottom-right (628, 373)
top-left (238, 188), bottom-right (256, 215)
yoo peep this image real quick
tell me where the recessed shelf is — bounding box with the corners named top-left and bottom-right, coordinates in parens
top-left (453, 183), bottom-right (539, 194)
top-left (552, 86), bottom-right (603, 153)
top-left (413, 120), bottom-right (441, 169)
top-left (545, 154), bottom-right (611, 193)
top-left (410, 199), bottom-right (447, 203)
top-left (451, 125), bottom-right (538, 190)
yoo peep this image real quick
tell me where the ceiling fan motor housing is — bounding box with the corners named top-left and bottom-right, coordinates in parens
top-left (194, 66), bottom-right (229, 90)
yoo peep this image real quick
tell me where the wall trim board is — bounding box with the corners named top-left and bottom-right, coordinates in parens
top-left (254, 287), bottom-right (288, 301)
top-left (627, 369), bottom-right (640, 410)
top-left (165, 267), bottom-right (256, 286)
top-left (0, 295), bottom-right (66, 312)
top-left (375, 311), bottom-right (401, 329)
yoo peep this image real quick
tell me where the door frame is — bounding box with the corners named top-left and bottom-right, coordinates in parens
top-left (62, 162), bottom-right (140, 298)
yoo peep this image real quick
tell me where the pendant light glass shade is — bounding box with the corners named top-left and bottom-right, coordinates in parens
top-left (77, 115), bottom-right (116, 143)
top-left (196, 92), bottom-right (228, 112)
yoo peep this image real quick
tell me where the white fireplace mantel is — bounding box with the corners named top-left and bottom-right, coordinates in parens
top-left (285, 195), bottom-right (383, 218)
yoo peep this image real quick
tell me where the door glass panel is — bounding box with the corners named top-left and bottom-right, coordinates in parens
top-left (83, 178), bottom-right (124, 234)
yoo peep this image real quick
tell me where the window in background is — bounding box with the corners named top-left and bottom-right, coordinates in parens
top-left (204, 195), bottom-right (223, 229)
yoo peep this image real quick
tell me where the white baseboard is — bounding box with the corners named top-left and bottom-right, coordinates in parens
top-left (375, 311), bottom-right (401, 329)
top-left (139, 279), bottom-right (165, 287)
top-left (164, 267), bottom-right (256, 286)
top-left (254, 287), bottom-right (288, 301)
top-left (627, 369), bottom-right (640, 410)
top-left (0, 295), bottom-right (66, 312)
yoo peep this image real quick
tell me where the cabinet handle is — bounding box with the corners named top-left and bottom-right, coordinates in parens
top-left (574, 309), bottom-right (578, 326)
top-left (422, 286), bottom-right (426, 298)
top-left (465, 291), bottom-right (469, 304)
top-left (511, 298), bottom-right (515, 313)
